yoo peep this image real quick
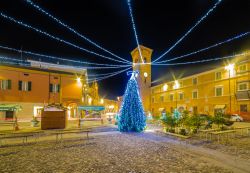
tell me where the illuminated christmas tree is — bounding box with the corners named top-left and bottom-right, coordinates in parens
top-left (118, 71), bottom-right (146, 132)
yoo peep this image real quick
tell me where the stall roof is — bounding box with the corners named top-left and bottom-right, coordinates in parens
top-left (78, 106), bottom-right (105, 111)
top-left (214, 105), bottom-right (226, 109)
top-left (0, 104), bottom-right (22, 111)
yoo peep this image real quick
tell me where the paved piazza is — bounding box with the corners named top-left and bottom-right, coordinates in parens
top-left (1, 130), bottom-right (249, 173)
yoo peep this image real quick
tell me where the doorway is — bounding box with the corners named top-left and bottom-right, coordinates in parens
top-left (5, 111), bottom-right (14, 120)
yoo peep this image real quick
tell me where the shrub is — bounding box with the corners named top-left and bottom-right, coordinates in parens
top-left (212, 112), bottom-right (225, 128)
top-left (185, 114), bottom-right (203, 131)
top-left (161, 114), bottom-right (177, 131)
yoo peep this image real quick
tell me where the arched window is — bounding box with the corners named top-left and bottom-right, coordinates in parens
top-left (144, 58), bottom-right (147, 63)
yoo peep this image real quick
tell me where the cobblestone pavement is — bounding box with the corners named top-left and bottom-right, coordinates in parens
top-left (0, 132), bottom-right (241, 173)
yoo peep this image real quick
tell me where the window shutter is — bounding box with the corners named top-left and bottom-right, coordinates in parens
top-left (18, 81), bottom-right (22, 90)
top-left (49, 84), bottom-right (53, 92)
top-left (28, 81), bottom-right (32, 91)
top-left (57, 85), bottom-right (60, 93)
top-left (7, 80), bottom-right (11, 89)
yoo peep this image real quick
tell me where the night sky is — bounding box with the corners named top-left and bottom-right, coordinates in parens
top-left (0, 0), bottom-right (249, 99)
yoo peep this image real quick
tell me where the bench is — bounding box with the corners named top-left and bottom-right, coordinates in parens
top-left (50, 129), bottom-right (91, 142)
top-left (199, 128), bottom-right (220, 140)
top-left (209, 130), bottom-right (236, 143)
top-left (233, 126), bottom-right (250, 136)
top-left (79, 118), bottom-right (103, 127)
top-left (0, 131), bottom-right (43, 146)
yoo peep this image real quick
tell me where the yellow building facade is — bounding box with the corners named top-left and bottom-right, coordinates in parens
top-left (131, 46), bottom-right (250, 120)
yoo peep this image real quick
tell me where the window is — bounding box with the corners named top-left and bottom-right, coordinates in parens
top-left (215, 71), bottom-right (222, 80)
top-left (192, 77), bottom-right (198, 85)
top-left (215, 86), bottom-right (223, 96)
top-left (144, 58), bottom-right (147, 63)
top-left (152, 97), bottom-right (155, 103)
top-left (240, 105), bottom-right (247, 112)
top-left (179, 93), bottom-right (184, 100)
top-left (192, 90), bottom-right (198, 99)
top-left (238, 83), bottom-right (248, 91)
top-left (179, 81), bottom-right (183, 88)
top-left (238, 64), bottom-right (247, 72)
top-left (160, 96), bottom-right (164, 102)
top-left (0, 80), bottom-right (11, 90)
top-left (170, 94), bottom-right (174, 101)
top-left (49, 84), bottom-right (60, 93)
top-left (19, 81), bottom-right (32, 91)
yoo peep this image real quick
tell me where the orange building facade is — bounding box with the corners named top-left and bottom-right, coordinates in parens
top-left (0, 62), bottom-right (101, 121)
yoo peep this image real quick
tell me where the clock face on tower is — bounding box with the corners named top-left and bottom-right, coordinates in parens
top-left (144, 72), bottom-right (148, 78)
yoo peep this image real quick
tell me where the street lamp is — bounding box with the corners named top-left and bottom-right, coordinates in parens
top-left (225, 63), bottom-right (235, 113)
top-left (100, 98), bottom-right (104, 104)
top-left (163, 84), bottom-right (168, 91)
top-left (88, 97), bottom-right (92, 105)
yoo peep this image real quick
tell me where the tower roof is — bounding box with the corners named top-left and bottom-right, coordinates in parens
top-left (130, 45), bottom-right (153, 55)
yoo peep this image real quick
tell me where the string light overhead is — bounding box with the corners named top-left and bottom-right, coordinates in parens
top-left (25, 0), bottom-right (131, 64)
top-left (153, 0), bottom-right (223, 63)
top-left (0, 12), bottom-right (131, 64)
top-left (152, 52), bottom-right (248, 66)
top-left (0, 44), bottom-right (130, 68)
top-left (155, 31), bottom-right (250, 64)
top-left (87, 67), bottom-right (132, 83)
top-left (0, 56), bottom-right (130, 69)
top-left (127, 0), bottom-right (144, 64)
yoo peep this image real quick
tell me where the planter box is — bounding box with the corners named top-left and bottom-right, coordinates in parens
top-left (163, 131), bottom-right (191, 139)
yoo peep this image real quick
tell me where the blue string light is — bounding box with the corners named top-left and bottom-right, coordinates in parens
top-left (87, 67), bottom-right (132, 83)
top-left (153, 0), bottom-right (223, 63)
top-left (0, 56), bottom-right (130, 69)
top-left (127, 0), bottom-right (144, 63)
top-left (25, 0), bottom-right (130, 64)
top-left (0, 44), bottom-right (130, 67)
top-left (152, 52), bottom-right (248, 66)
top-left (0, 57), bottom-right (131, 82)
top-left (0, 12), bottom-right (131, 64)
top-left (155, 32), bottom-right (250, 64)
top-left (88, 71), bottom-right (123, 77)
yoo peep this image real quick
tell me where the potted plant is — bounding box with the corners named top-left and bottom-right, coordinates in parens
top-left (31, 116), bottom-right (39, 127)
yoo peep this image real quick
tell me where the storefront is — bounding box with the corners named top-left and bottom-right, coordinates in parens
top-left (0, 104), bottom-right (22, 120)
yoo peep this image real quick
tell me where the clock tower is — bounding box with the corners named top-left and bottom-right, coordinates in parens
top-left (131, 45), bottom-right (153, 113)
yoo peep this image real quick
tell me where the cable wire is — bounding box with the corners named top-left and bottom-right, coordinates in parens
top-left (25, 0), bottom-right (130, 64)
top-left (0, 12), bottom-right (131, 64)
top-left (153, 0), bottom-right (222, 63)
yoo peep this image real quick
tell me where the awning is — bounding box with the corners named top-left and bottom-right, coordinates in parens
top-left (158, 108), bottom-right (165, 112)
top-left (78, 106), bottom-right (105, 111)
top-left (0, 104), bottom-right (22, 111)
top-left (214, 105), bottom-right (226, 109)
